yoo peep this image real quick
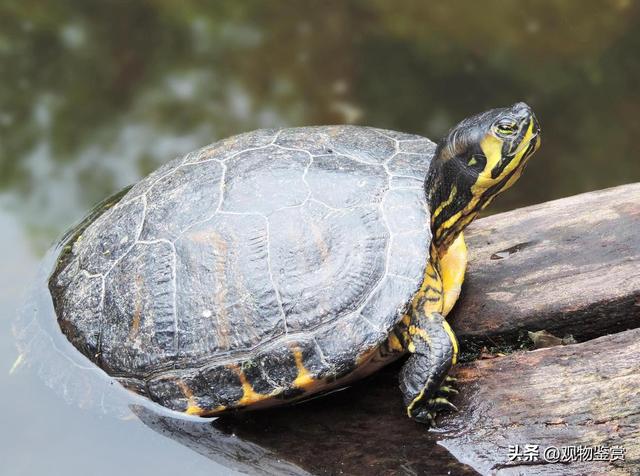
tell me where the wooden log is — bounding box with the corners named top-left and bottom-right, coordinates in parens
top-left (442, 327), bottom-right (640, 475)
top-left (452, 183), bottom-right (640, 350)
top-left (134, 184), bottom-right (640, 475)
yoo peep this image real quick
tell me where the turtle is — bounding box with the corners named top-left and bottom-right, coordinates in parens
top-left (48, 102), bottom-right (540, 424)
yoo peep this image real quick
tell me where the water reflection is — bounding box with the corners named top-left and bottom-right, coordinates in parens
top-left (2, 1), bottom-right (639, 251)
top-left (134, 407), bottom-right (311, 476)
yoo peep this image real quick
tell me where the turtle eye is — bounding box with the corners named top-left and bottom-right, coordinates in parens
top-left (495, 119), bottom-right (518, 136)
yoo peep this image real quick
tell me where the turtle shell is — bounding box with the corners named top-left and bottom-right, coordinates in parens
top-left (49, 126), bottom-right (435, 413)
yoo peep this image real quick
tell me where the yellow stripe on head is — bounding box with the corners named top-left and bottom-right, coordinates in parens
top-left (478, 133), bottom-right (504, 185)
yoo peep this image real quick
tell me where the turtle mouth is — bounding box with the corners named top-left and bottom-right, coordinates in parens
top-left (512, 118), bottom-right (541, 158)
top-left (520, 131), bottom-right (541, 158)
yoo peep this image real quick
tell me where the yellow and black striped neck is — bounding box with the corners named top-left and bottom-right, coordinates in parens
top-left (425, 102), bottom-right (541, 257)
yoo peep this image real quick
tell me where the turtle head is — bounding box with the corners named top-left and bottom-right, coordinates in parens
top-left (426, 102), bottom-right (541, 253)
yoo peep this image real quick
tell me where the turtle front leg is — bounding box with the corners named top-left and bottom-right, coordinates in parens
top-left (398, 310), bottom-right (459, 425)
top-left (396, 237), bottom-right (465, 424)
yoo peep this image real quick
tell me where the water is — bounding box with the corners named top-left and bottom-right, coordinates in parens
top-left (2, 2), bottom-right (640, 474)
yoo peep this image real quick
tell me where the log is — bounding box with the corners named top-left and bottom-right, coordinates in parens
top-left (452, 183), bottom-right (640, 352)
top-left (135, 184), bottom-right (640, 476)
top-left (441, 327), bottom-right (639, 475)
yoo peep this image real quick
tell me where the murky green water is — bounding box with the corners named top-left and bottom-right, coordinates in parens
top-left (2, 2), bottom-right (640, 474)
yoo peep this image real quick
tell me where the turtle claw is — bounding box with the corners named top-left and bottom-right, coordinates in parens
top-left (428, 397), bottom-right (459, 412)
top-left (406, 377), bottom-right (461, 426)
top-left (408, 389), bottom-right (459, 427)
top-left (445, 375), bottom-right (458, 383)
top-left (437, 385), bottom-right (459, 395)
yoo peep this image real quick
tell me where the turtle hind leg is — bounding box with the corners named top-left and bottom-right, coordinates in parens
top-left (399, 311), bottom-right (459, 425)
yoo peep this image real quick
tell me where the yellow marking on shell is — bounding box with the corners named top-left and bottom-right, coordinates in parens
top-left (177, 381), bottom-right (206, 416)
top-left (292, 347), bottom-right (316, 388)
top-left (185, 405), bottom-right (204, 416)
top-left (194, 405), bottom-right (227, 417)
top-left (407, 341), bottom-right (416, 353)
top-left (441, 320), bottom-right (459, 366)
top-left (439, 233), bottom-right (468, 316)
top-left (402, 314), bottom-right (411, 326)
top-left (236, 367), bottom-right (270, 406)
top-left (387, 332), bottom-right (404, 352)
